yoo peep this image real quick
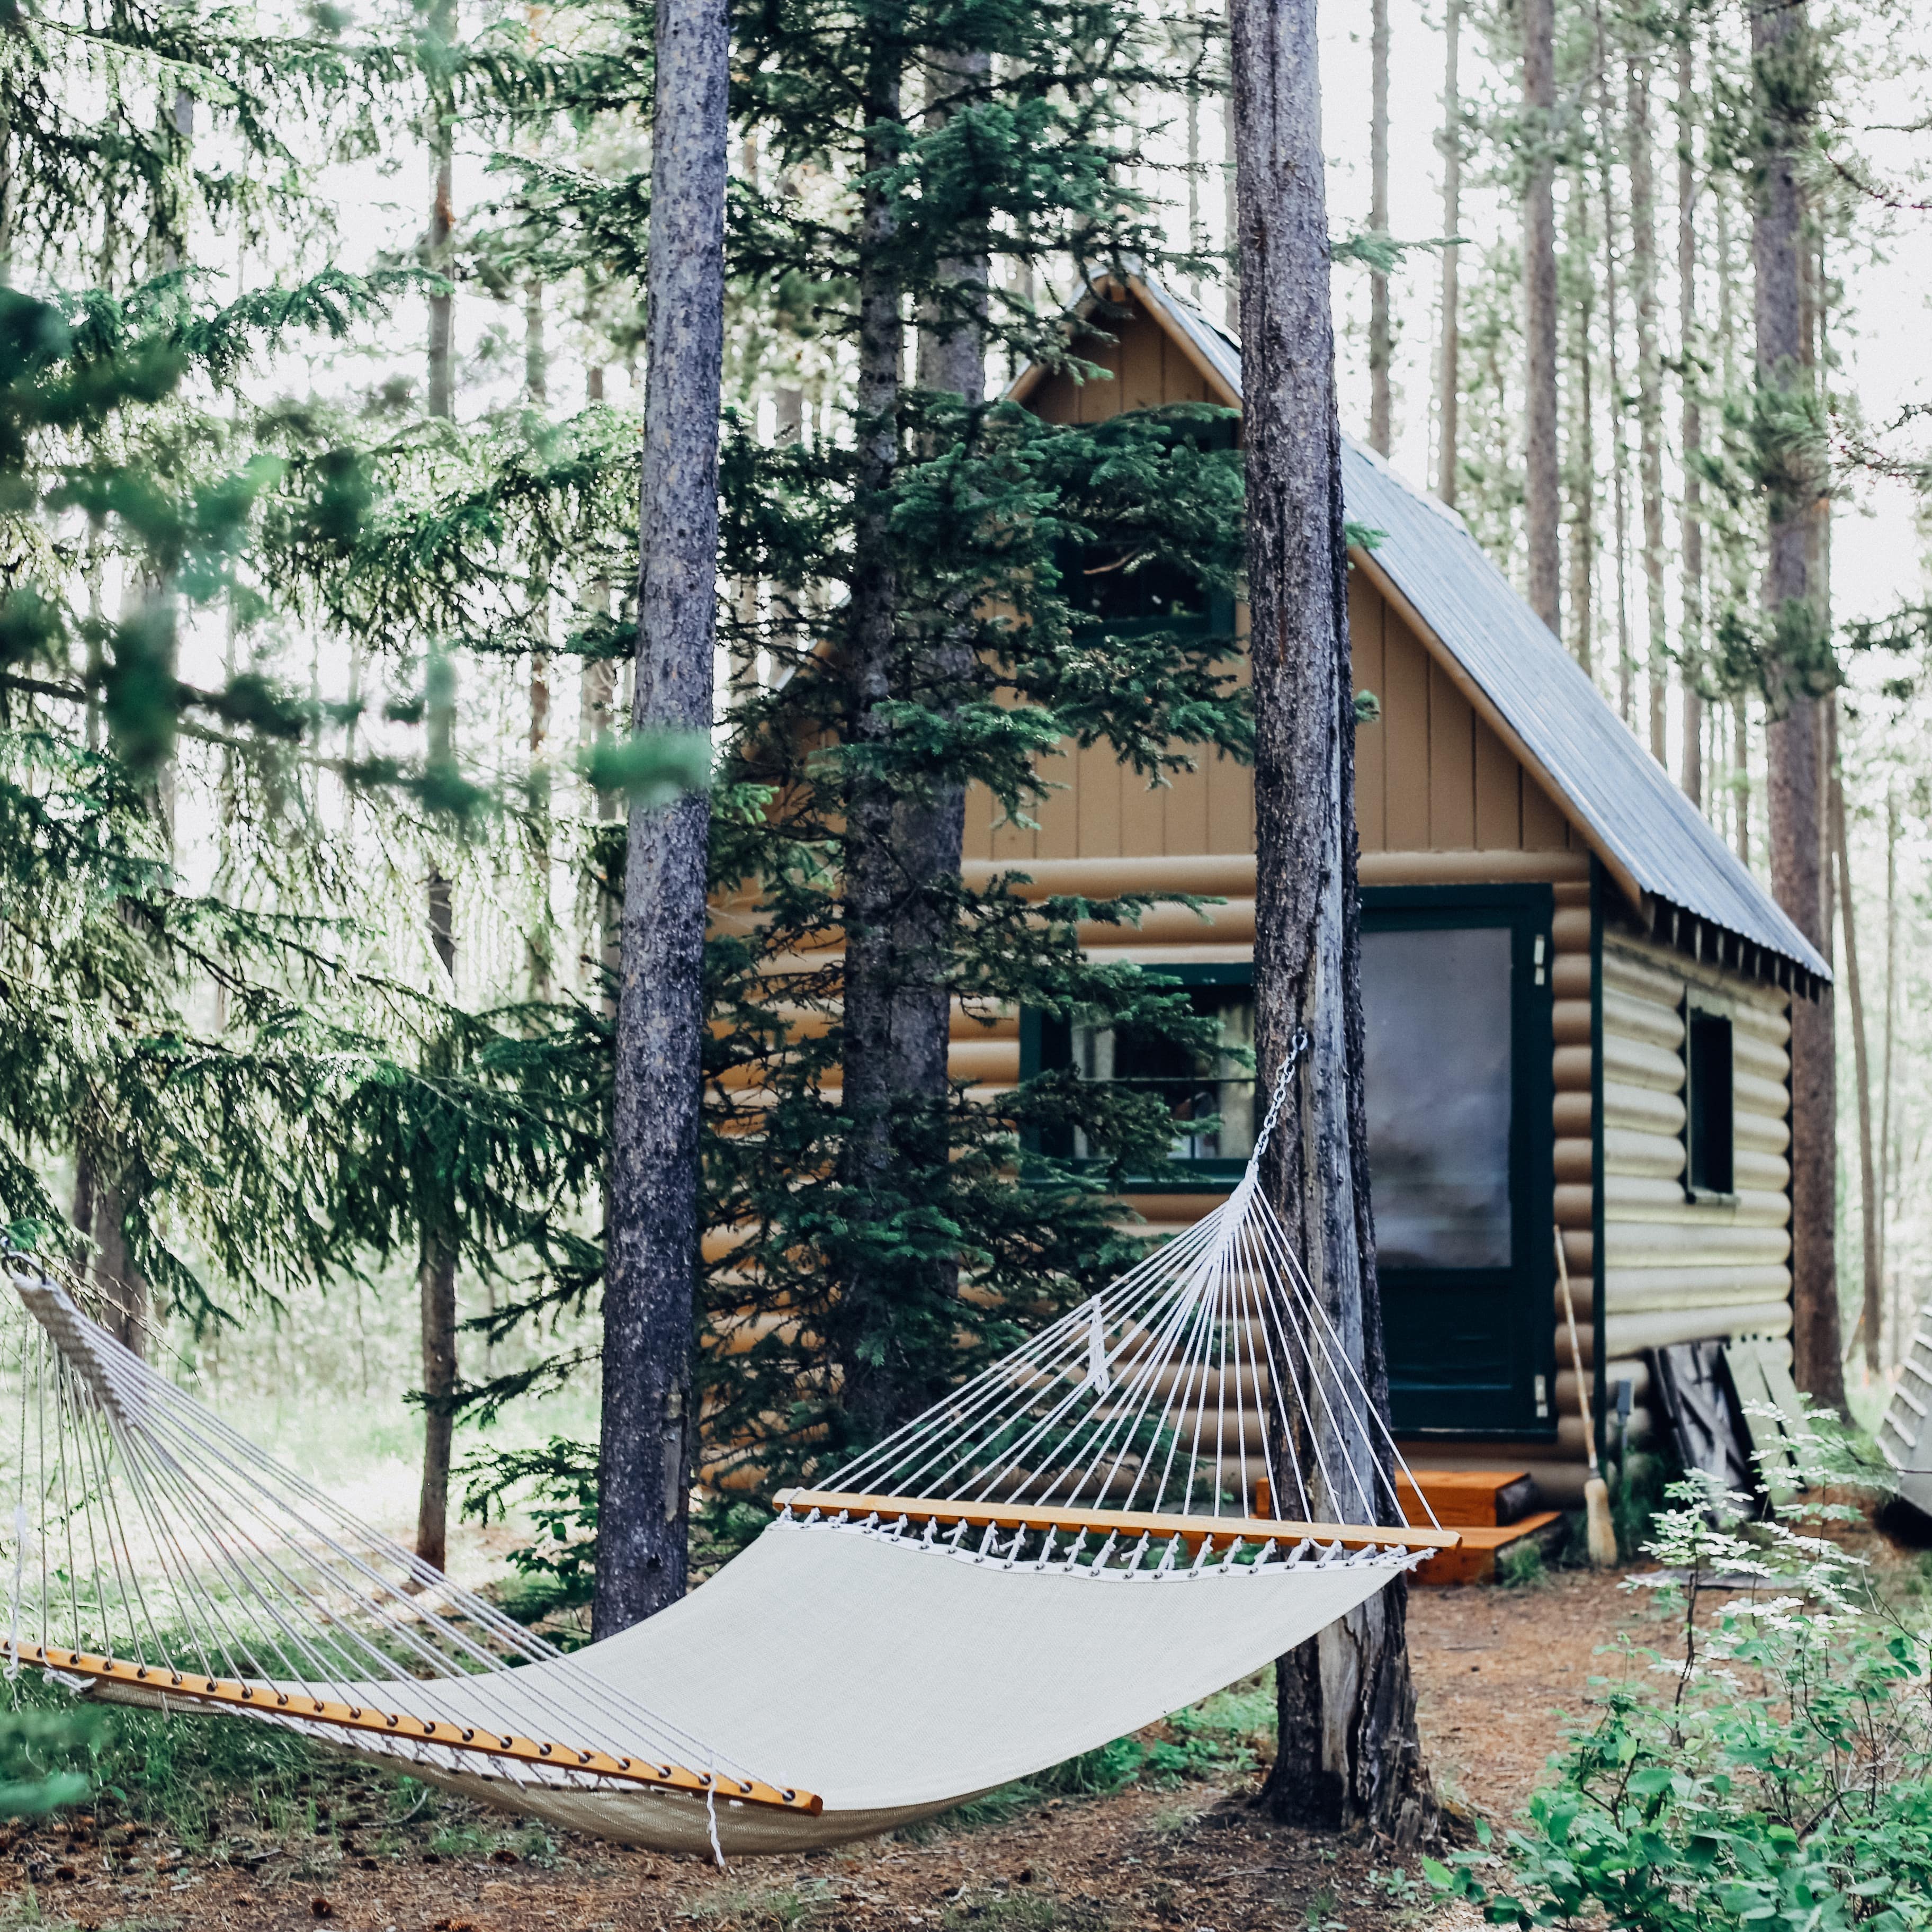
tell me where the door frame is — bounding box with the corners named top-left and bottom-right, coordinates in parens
top-left (1362, 883), bottom-right (1558, 1439)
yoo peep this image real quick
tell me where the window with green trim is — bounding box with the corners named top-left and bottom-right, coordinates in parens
top-left (1023, 965), bottom-right (1255, 1184)
top-left (1683, 1002), bottom-right (1736, 1198)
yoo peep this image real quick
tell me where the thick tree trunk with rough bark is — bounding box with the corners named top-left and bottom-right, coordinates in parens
top-left (596, 0), bottom-right (730, 1634)
top-left (1436, 0), bottom-right (1460, 506)
top-left (1627, 50), bottom-right (1667, 765)
top-left (1368, 0), bottom-right (1390, 456)
top-left (833, 43), bottom-right (974, 1441)
top-left (1522, 0), bottom-right (1560, 634)
top-left (1754, 0), bottom-right (1842, 1410)
top-left (1677, 37), bottom-right (1703, 807)
top-left (1231, 0), bottom-right (1433, 1848)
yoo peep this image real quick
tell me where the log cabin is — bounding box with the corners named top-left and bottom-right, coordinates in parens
top-left (965, 271), bottom-right (1830, 1540)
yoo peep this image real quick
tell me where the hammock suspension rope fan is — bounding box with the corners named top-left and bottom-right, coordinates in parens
top-left (1, 1040), bottom-right (1456, 1856)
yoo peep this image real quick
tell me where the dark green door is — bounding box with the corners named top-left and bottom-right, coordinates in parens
top-left (1362, 888), bottom-right (1556, 1437)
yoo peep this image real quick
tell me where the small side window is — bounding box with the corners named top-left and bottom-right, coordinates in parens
top-left (1684, 1004), bottom-right (1735, 1198)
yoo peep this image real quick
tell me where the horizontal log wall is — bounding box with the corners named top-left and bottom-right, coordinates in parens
top-left (1557, 928), bottom-right (1792, 1492)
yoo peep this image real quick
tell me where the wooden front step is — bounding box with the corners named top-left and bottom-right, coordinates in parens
top-left (1397, 1468), bottom-right (1537, 1529)
top-left (1411, 1513), bottom-right (1566, 1586)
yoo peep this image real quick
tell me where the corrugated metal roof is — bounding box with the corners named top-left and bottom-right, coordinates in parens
top-left (1128, 276), bottom-right (1830, 987)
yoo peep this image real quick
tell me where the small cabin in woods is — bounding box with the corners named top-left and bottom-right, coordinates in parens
top-left (969, 273), bottom-right (1830, 1514)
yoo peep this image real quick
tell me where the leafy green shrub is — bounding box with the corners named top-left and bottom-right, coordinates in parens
top-left (1429, 1412), bottom-right (1932, 1932)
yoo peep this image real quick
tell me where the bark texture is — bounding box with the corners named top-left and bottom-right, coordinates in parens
top-left (829, 43), bottom-right (987, 1442)
top-left (1831, 751), bottom-right (1878, 1375)
top-left (1368, 0), bottom-right (1391, 457)
top-left (1677, 35), bottom-right (1703, 806)
top-left (1754, 0), bottom-right (1842, 1410)
top-left (596, 0), bottom-right (730, 1633)
top-left (1230, 0), bottom-right (1433, 1848)
top-left (1522, 0), bottom-right (1560, 634)
top-left (1628, 49), bottom-right (1667, 763)
top-left (1436, 0), bottom-right (1460, 507)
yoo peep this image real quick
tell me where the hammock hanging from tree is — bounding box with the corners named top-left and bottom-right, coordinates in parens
top-left (0, 1049), bottom-right (1455, 1858)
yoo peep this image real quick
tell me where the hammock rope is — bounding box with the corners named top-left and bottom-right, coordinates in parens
top-left (0, 1036), bottom-right (1457, 1854)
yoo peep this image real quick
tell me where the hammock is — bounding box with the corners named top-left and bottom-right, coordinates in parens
top-left (0, 1053), bottom-right (1454, 1857)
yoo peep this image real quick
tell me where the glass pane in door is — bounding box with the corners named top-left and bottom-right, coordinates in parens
top-left (1361, 925), bottom-right (1514, 1267)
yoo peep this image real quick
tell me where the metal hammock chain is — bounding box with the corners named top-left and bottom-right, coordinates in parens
top-left (1245, 1027), bottom-right (1310, 1170)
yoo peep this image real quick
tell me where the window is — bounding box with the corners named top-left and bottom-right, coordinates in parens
top-left (1361, 925), bottom-right (1514, 1268)
top-left (1684, 1003), bottom-right (1736, 1197)
top-left (1027, 971), bottom-right (1255, 1178)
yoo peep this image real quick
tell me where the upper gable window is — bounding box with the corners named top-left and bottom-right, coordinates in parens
top-left (1683, 1001), bottom-right (1736, 1199)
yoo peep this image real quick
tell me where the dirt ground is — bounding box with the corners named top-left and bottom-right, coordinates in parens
top-left (0, 1567), bottom-right (1660, 1932)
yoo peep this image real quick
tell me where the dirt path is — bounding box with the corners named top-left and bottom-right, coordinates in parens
top-left (3, 1570), bottom-right (1648, 1932)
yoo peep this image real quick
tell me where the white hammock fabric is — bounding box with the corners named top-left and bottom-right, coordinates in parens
top-left (0, 1051), bottom-right (1453, 1856)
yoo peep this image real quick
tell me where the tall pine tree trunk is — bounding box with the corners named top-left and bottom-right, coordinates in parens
top-left (1753, 0), bottom-right (1844, 1410)
top-left (1627, 48), bottom-right (1668, 766)
top-left (1564, 173), bottom-right (1595, 677)
top-left (834, 39), bottom-right (987, 1440)
top-left (1232, 0), bottom-right (1433, 1847)
top-left (1830, 743), bottom-right (1878, 1377)
top-left (1595, 36), bottom-right (1633, 727)
top-left (1882, 790), bottom-right (1899, 1362)
top-left (1523, 0), bottom-right (1561, 633)
top-left (1677, 34), bottom-right (1703, 807)
top-left (596, 0), bottom-right (730, 1633)
top-left (1436, 0), bottom-right (1460, 506)
top-left (1368, 0), bottom-right (1391, 455)
top-left (415, 7), bottom-right (461, 1567)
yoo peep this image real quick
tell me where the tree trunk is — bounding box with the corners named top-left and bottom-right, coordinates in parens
top-left (1522, 0), bottom-right (1560, 634)
top-left (1881, 789), bottom-right (1898, 1362)
top-left (427, 3), bottom-right (455, 423)
top-left (1677, 35), bottom-right (1703, 807)
top-left (1223, 80), bottom-right (1240, 334)
top-left (1627, 48), bottom-right (1667, 764)
top-left (1595, 38), bottom-right (1633, 727)
top-left (1231, 0), bottom-right (1433, 1847)
top-left (596, 0), bottom-right (730, 1634)
top-left (1368, 0), bottom-right (1390, 456)
top-left (1436, 0), bottom-right (1460, 506)
top-left (1754, 0), bottom-right (1842, 1410)
top-left (1734, 696), bottom-right (1751, 863)
top-left (1563, 170), bottom-right (1595, 677)
top-left (1830, 739), bottom-right (1878, 1378)
top-left (831, 40), bottom-right (986, 1441)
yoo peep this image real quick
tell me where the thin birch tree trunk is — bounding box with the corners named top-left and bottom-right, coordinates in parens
top-left (1232, 0), bottom-right (1433, 1846)
top-left (527, 277), bottom-right (553, 999)
top-left (1830, 736), bottom-right (1879, 1377)
top-left (1677, 33), bottom-right (1703, 806)
top-left (596, 0), bottom-right (731, 1632)
top-left (1436, 0), bottom-right (1461, 506)
top-left (1368, 0), bottom-right (1391, 455)
top-left (1754, 0), bottom-right (1843, 1410)
top-left (1881, 789), bottom-right (1898, 1363)
top-left (1523, 0), bottom-right (1561, 632)
top-left (1627, 47), bottom-right (1667, 765)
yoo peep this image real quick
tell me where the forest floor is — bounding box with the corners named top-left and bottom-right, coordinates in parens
top-left (0, 1561), bottom-right (1665, 1932)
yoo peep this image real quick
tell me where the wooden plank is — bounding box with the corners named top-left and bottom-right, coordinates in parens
top-left (1205, 643), bottom-right (1254, 853)
top-left (1350, 571), bottom-right (1387, 851)
top-left (960, 780), bottom-right (996, 862)
top-left (1031, 745), bottom-right (1080, 859)
top-left (1162, 750), bottom-right (1211, 855)
top-left (1522, 770), bottom-right (1572, 850)
top-left (1409, 1513), bottom-right (1564, 1586)
top-left (19, 1643), bottom-right (822, 1815)
top-left (1075, 738), bottom-right (1123, 857)
top-left (1382, 616), bottom-right (1431, 848)
top-left (1119, 763), bottom-right (1168, 861)
top-left (1472, 714), bottom-right (1523, 849)
top-left (776, 1489), bottom-right (1462, 1553)
top-left (1427, 659), bottom-right (1477, 848)
top-left (1119, 311), bottom-right (1165, 410)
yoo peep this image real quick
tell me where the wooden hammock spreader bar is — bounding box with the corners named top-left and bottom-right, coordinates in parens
top-left (18, 1643), bottom-right (822, 1815)
top-left (776, 1490), bottom-right (1462, 1556)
